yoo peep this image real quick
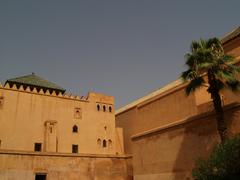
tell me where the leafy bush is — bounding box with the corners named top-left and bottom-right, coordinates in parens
top-left (192, 135), bottom-right (240, 180)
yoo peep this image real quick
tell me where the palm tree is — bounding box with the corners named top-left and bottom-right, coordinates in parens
top-left (181, 38), bottom-right (240, 142)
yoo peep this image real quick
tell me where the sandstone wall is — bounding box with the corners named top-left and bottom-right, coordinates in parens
top-left (0, 86), bottom-right (123, 155)
top-left (116, 85), bottom-right (197, 154)
top-left (132, 104), bottom-right (240, 180)
top-left (0, 151), bottom-right (132, 180)
top-left (116, 31), bottom-right (240, 179)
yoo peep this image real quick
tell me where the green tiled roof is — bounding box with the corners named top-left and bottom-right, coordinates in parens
top-left (5, 73), bottom-right (65, 93)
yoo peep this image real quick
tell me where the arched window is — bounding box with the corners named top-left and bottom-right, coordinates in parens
top-left (97, 138), bottom-right (101, 147)
top-left (74, 108), bottom-right (81, 119)
top-left (72, 125), bottom-right (78, 133)
top-left (103, 139), bottom-right (107, 148)
top-left (97, 104), bottom-right (100, 111)
top-left (109, 106), bottom-right (112, 112)
top-left (108, 139), bottom-right (112, 148)
top-left (103, 105), bottom-right (106, 112)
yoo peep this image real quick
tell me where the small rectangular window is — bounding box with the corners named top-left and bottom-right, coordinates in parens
top-left (34, 143), bottom-right (42, 152)
top-left (72, 144), bottom-right (78, 153)
top-left (35, 173), bottom-right (47, 180)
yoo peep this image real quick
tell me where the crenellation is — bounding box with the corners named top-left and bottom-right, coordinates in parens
top-left (4, 82), bottom-right (10, 89)
top-left (25, 86), bottom-right (31, 92)
top-left (0, 82), bottom-right (91, 102)
top-left (39, 88), bottom-right (44, 94)
top-left (45, 89), bottom-right (50, 95)
top-left (64, 93), bottom-right (70, 98)
top-left (52, 90), bottom-right (57, 96)
top-left (75, 95), bottom-right (80, 100)
top-left (32, 87), bottom-right (38, 93)
top-left (19, 85), bottom-right (24, 91)
top-left (12, 84), bottom-right (17, 90)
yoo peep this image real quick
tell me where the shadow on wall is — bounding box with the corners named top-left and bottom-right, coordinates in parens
top-left (172, 114), bottom-right (219, 180)
top-left (172, 104), bottom-right (240, 180)
top-left (132, 104), bottom-right (240, 180)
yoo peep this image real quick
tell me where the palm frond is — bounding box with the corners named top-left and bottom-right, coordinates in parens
top-left (215, 69), bottom-right (235, 81)
top-left (199, 38), bottom-right (207, 49)
top-left (185, 51), bottom-right (214, 71)
top-left (226, 79), bottom-right (240, 91)
top-left (181, 69), bottom-right (198, 81)
top-left (228, 64), bottom-right (240, 73)
top-left (222, 55), bottom-right (234, 63)
top-left (185, 77), bottom-right (205, 95)
top-left (183, 37), bottom-right (239, 95)
top-left (190, 40), bottom-right (203, 52)
top-left (198, 62), bottom-right (213, 69)
top-left (196, 49), bottom-right (213, 64)
top-left (206, 37), bottom-right (222, 50)
top-left (215, 62), bottom-right (240, 78)
top-left (185, 53), bottom-right (196, 68)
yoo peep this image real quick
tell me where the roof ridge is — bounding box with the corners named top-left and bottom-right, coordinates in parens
top-left (221, 26), bottom-right (240, 44)
top-left (115, 79), bottom-right (183, 114)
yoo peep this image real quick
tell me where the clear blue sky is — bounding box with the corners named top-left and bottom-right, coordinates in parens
top-left (0, 0), bottom-right (239, 108)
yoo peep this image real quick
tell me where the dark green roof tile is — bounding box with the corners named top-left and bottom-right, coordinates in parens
top-left (5, 73), bottom-right (65, 93)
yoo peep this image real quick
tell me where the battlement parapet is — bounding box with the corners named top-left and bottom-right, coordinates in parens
top-left (0, 82), bottom-right (88, 102)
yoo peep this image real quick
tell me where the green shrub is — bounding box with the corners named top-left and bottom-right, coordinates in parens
top-left (192, 135), bottom-right (240, 180)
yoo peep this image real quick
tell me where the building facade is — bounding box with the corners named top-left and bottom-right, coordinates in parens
top-left (0, 74), bottom-right (132, 180)
top-left (116, 27), bottom-right (240, 180)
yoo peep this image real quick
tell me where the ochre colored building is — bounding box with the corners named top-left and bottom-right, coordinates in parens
top-left (0, 74), bottom-right (132, 180)
top-left (116, 27), bottom-right (240, 180)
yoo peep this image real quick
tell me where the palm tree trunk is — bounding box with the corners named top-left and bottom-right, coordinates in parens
top-left (211, 91), bottom-right (228, 142)
top-left (207, 71), bottom-right (228, 142)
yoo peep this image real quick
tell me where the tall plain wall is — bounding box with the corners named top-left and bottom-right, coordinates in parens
top-left (116, 32), bottom-right (240, 179)
top-left (132, 104), bottom-right (240, 180)
top-left (0, 151), bottom-right (133, 180)
top-left (117, 89), bottom-right (240, 180)
top-left (116, 86), bottom-right (197, 154)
